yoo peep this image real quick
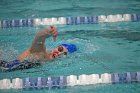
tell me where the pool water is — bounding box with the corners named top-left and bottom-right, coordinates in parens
top-left (0, 0), bottom-right (140, 93)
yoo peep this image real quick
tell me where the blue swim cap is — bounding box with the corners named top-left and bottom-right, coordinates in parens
top-left (60, 44), bottom-right (77, 53)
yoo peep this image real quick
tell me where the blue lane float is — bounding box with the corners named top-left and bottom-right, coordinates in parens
top-left (0, 19), bottom-right (33, 28)
top-left (23, 76), bottom-right (67, 89)
top-left (131, 14), bottom-right (140, 22)
top-left (0, 14), bottom-right (139, 28)
top-left (0, 72), bottom-right (140, 90)
top-left (66, 16), bottom-right (98, 25)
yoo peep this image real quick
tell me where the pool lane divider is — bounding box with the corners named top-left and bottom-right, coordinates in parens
top-left (0, 72), bottom-right (140, 90)
top-left (0, 14), bottom-right (140, 28)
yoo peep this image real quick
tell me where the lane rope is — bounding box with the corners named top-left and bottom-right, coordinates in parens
top-left (0, 14), bottom-right (140, 28)
top-left (0, 71), bottom-right (140, 89)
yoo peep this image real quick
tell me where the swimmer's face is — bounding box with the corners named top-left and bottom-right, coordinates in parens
top-left (49, 46), bottom-right (68, 60)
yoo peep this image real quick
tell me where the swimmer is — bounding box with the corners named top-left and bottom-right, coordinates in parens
top-left (0, 26), bottom-right (77, 71)
top-left (18, 26), bottom-right (77, 61)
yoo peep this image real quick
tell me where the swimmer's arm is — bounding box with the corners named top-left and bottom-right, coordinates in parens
top-left (17, 49), bottom-right (30, 62)
top-left (18, 29), bottom-right (54, 61)
top-left (30, 29), bottom-right (52, 53)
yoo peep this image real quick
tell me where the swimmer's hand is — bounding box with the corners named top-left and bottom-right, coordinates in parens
top-left (50, 26), bottom-right (58, 42)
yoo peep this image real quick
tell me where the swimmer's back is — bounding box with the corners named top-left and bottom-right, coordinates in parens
top-left (18, 48), bottom-right (49, 62)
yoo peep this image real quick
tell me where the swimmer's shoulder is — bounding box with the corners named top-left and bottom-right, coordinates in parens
top-left (18, 48), bottom-right (50, 62)
top-left (18, 48), bottom-right (31, 62)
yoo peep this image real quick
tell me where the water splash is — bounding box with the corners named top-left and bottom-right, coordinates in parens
top-left (0, 47), bottom-right (19, 61)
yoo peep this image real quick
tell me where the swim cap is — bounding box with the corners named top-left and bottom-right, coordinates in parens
top-left (60, 44), bottom-right (77, 53)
